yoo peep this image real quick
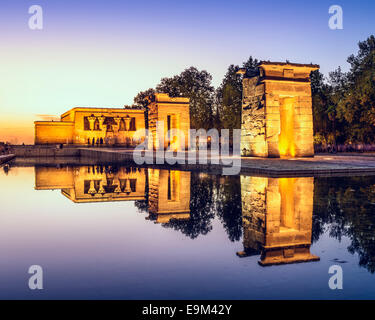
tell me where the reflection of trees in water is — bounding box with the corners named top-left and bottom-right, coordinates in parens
top-left (162, 173), bottom-right (216, 239)
top-left (134, 199), bottom-right (148, 213)
top-left (214, 176), bottom-right (242, 242)
top-left (162, 174), bottom-right (242, 240)
top-left (133, 168), bottom-right (375, 272)
top-left (313, 176), bottom-right (375, 273)
top-left (134, 169), bottom-right (149, 214)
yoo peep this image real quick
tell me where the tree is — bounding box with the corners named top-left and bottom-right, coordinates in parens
top-left (216, 56), bottom-right (259, 131)
top-left (313, 175), bottom-right (375, 273)
top-left (336, 35), bottom-right (375, 143)
top-left (156, 67), bottom-right (215, 130)
top-left (215, 176), bottom-right (242, 242)
top-left (327, 67), bottom-right (348, 144)
top-left (311, 70), bottom-right (329, 144)
top-left (162, 173), bottom-right (216, 239)
top-left (215, 64), bottom-right (242, 130)
top-left (133, 88), bottom-right (155, 129)
top-left (133, 88), bottom-right (155, 108)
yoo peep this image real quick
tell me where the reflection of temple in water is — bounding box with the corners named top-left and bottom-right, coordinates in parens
top-left (147, 169), bottom-right (191, 223)
top-left (35, 166), bottom-right (146, 203)
top-left (35, 166), bottom-right (319, 265)
top-left (238, 176), bottom-right (319, 266)
top-left (34, 166), bottom-right (191, 223)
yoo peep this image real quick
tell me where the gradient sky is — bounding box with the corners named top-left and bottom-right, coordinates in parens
top-left (0, 0), bottom-right (374, 143)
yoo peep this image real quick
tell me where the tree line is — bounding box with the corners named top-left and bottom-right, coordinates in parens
top-left (133, 35), bottom-right (375, 148)
top-left (312, 35), bottom-right (375, 149)
top-left (132, 57), bottom-right (259, 132)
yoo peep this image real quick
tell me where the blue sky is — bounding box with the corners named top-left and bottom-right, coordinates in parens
top-left (0, 0), bottom-right (374, 142)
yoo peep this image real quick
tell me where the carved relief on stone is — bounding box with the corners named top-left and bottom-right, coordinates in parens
top-left (98, 115), bottom-right (106, 130)
top-left (88, 114), bottom-right (96, 131)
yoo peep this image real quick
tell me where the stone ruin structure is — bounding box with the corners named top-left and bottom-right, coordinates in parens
top-left (238, 61), bottom-right (319, 158)
top-left (34, 93), bottom-right (190, 150)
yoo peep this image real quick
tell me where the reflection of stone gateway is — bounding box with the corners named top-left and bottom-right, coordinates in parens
top-left (238, 176), bottom-right (319, 266)
top-left (35, 166), bottom-right (146, 203)
top-left (147, 169), bottom-right (191, 223)
top-left (238, 62), bottom-right (319, 158)
top-left (34, 166), bottom-right (191, 224)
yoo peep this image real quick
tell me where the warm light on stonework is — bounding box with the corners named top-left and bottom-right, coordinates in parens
top-left (238, 176), bottom-right (319, 266)
top-left (34, 93), bottom-right (190, 150)
top-left (240, 61), bottom-right (319, 158)
top-left (279, 97), bottom-right (296, 157)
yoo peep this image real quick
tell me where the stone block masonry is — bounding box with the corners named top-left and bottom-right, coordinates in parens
top-left (239, 61), bottom-right (319, 158)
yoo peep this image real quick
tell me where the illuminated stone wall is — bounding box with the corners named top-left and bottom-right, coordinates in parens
top-left (147, 93), bottom-right (190, 150)
top-left (35, 121), bottom-right (74, 145)
top-left (35, 93), bottom-right (190, 150)
top-left (238, 175), bottom-right (319, 266)
top-left (35, 107), bottom-right (145, 146)
top-left (68, 108), bottom-right (145, 146)
top-left (240, 62), bottom-right (319, 157)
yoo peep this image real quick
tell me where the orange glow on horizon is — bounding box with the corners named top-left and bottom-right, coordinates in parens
top-left (0, 114), bottom-right (60, 145)
top-left (0, 116), bottom-right (34, 144)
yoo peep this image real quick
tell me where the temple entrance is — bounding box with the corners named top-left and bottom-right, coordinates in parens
top-left (239, 62), bottom-right (318, 157)
top-left (278, 97), bottom-right (296, 157)
top-left (167, 114), bottom-right (179, 150)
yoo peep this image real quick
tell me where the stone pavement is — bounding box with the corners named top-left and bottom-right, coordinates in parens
top-left (239, 154), bottom-right (375, 176)
top-left (78, 148), bottom-right (375, 177)
top-left (11, 146), bottom-right (375, 177)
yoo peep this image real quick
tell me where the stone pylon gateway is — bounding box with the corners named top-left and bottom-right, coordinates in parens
top-left (238, 61), bottom-right (319, 158)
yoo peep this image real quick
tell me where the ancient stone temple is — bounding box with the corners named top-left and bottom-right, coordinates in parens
top-left (237, 176), bottom-right (319, 266)
top-left (34, 93), bottom-right (190, 150)
top-left (238, 62), bottom-right (319, 157)
top-left (35, 107), bottom-right (146, 146)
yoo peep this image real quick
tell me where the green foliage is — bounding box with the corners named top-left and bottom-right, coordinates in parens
top-left (215, 57), bottom-right (259, 130)
top-left (133, 88), bottom-right (156, 129)
top-left (133, 88), bottom-right (155, 108)
top-left (132, 35), bottom-right (375, 144)
top-left (313, 176), bottom-right (375, 273)
top-left (313, 35), bottom-right (375, 144)
top-left (133, 57), bottom-right (260, 132)
top-left (156, 67), bottom-right (215, 130)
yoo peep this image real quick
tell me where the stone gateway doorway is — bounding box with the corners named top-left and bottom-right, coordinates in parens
top-left (239, 61), bottom-right (319, 158)
top-left (279, 96), bottom-right (296, 157)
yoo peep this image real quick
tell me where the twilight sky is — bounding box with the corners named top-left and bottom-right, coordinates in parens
top-left (0, 0), bottom-right (374, 143)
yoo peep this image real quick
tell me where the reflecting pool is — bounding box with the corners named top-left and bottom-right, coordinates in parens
top-left (1, 164), bottom-right (375, 299)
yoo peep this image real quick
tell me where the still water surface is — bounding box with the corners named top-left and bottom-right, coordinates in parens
top-left (1, 164), bottom-right (375, 299)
